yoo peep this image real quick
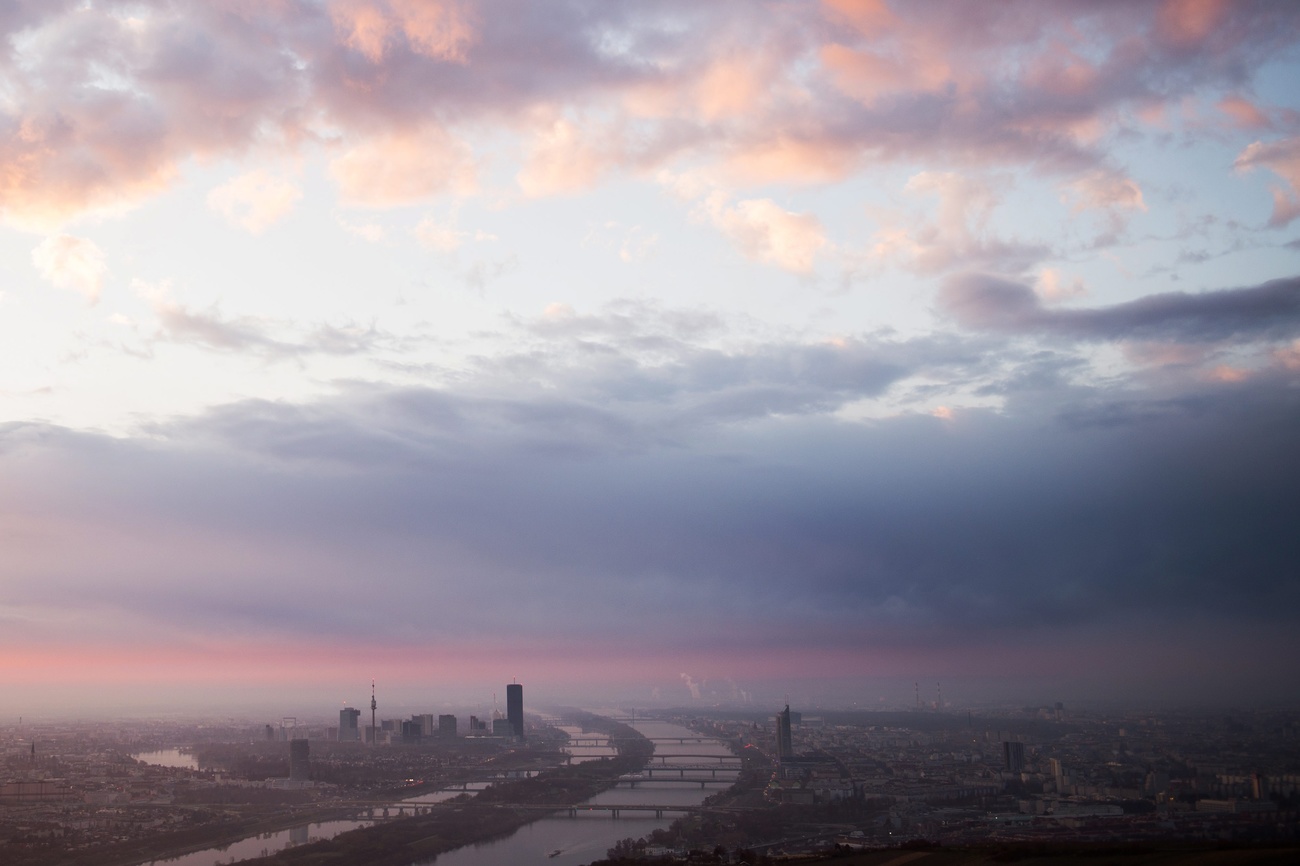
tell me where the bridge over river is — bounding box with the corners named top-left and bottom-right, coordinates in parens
top-left (563, 750), bottom-right (741, 765)
top-left (489, 802), bottom-right (757, 819)
top-left (566, 735), bottom-right (720, 746)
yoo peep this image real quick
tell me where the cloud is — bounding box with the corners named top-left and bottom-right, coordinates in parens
top-left (699, 192), bottom-right (827, 273)
top-left (31, 235), bottom-right (108, 303)
top-left (939, 273), bottom-right (1300, 344)
top-left (1234, 136), bottom-right (1300, 227)
top-left (207, 171), bottom-right (302, 232)
top-left (331, 127), bottom-right (476, 206)
top-left (795, 1), bottom-right (1300, 185)
top-left (1217, 95), bottom-right (1272, 130)
top-left (1156, 0), bottom-right (1230, 47)
top-left (1036, 268), bottom-right (1087, 303)
top-left (414, 213), bottom-right (495, 252)
top-left (330, 0), bottom-right (478, 64)
top-left (5, 275), bottom-right (1300, 699)
top-left (0, 1), bottom-right (1293, 228)
top-left (135, 280), bottom-right (389, 359)
top-left (1064, 170), bottom-right (1147, 215)
top-left (866, 172), bottom-right (1050, 275)
top-left (522, 299), bottom-right (724, 348)
top-left (517, 117), bottom-right (618, 197)
top-left (3, 348), bottom-right (1298, 699)
top-left (1059, 169), bottom-right (1149, 243)
top-left (0, 3), bottom-right (297, 226)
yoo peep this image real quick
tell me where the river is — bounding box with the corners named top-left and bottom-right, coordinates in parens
top-left (134, 748), bottom-right (199, 770)
top-left (418, 719), bottom-right (738, 866)
top-left (134, 717), bottom-right (737, 866)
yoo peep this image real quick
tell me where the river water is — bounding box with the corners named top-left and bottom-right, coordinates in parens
top-left (134, 748), bottom-right (199, 770)
top-left (142, 819), bottom-right (376, 866)
top-left (134, 718), bottom-right (737, 866)
top-left (419, 719), bottom-right (738, 866)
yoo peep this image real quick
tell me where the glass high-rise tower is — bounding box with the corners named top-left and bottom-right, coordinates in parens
top-left (506, 682), bottom-right (524, 740)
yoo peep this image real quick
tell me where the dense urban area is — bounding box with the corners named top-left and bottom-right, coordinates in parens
top-left (2, 698), bottom-right (1298, 866)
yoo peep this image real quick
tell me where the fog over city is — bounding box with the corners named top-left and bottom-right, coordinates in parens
top-left (2, 0), bottom-right (1300, 717)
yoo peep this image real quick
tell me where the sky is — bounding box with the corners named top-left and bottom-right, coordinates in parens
top-left (2, 0), bottom-right (1300, 718)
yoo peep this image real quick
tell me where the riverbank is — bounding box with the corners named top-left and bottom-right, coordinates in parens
top-left (4, 804), bottom-right (363, 866)
top-left (220, 712), bottom-right (654, 866)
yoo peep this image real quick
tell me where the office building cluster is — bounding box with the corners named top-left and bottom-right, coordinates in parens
top-left (330, 681), bottom-right (525, 745)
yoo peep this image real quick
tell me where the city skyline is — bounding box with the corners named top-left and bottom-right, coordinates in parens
top-left (2, 1), bottom-right (1300, 715)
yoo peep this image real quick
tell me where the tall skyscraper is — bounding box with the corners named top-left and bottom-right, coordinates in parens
top-left (289, 739), bottom-right (310, 781)
top-left (506, 682), bottom-right (524, 740)
top-left (400, 719), bottom-right (422, 742)
top-left (776, 704), bottom-right (793, 762)
top-left (1004, 741), bottom-right (1025, 773)
top-left (339, 707), bottom-right (361, 742)
top-left (439, 714), bottom-right (457, 738)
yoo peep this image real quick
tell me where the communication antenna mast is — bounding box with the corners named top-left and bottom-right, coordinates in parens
top-left (370, 680), bottom-right (377, 746)
top-left (936, 682), bottom-right (942, 711)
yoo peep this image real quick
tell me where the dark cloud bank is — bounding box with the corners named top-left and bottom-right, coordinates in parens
top-left (941, 273), bottom-right (1300, 342)
top-left (4, 277), bottom-right (1300, 706)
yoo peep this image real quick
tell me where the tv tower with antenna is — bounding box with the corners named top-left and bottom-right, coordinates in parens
top-left (370, 680), bottom-right (377, 746)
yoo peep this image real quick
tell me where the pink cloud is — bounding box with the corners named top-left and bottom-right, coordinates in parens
top-left (331, 126), bottom-right (476, 206)
top-left (31, 235), bottom-right (108, 303)
top-left (866, 171), bottom-right (1049, 275)
top-left (1235, 136), bottom-right (1300, 227)
top-left (329, 0), bottom-right (477, 64)
top-left (1156, 0), bottom-right (1229, 47)
top-left (516, 117), bottom-right (615, 196)
top-left (207, 170), bottom-right (302, 232)
top-left (1036, 268), bottom-right (1087, 303)
top-left (699, 192), bottom-right (828, 274)
top-left (692, 55), bottom-right (777, 123)
top-left (1218, 95), bottom-right (1271, 129)
top-left (0, 0), bottom-right (1297, 225)
top-left (1064, 170), bottom-right (1147, 221)
top-left (821, 0), bottom-right (898, 36)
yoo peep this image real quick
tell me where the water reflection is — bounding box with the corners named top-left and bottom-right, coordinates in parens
top-left (556, 725), bottom-right (617, 764)
top-left (134, 748), bottom-right (199, 770)
top-left (143, 819), bottom-right (373, 866)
